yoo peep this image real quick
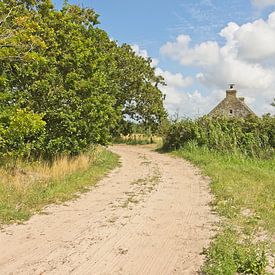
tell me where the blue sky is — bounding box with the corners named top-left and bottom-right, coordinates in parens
top-left (53, 0), bottom-right (275, 117)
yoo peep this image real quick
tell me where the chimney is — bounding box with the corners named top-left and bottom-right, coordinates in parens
top-left (226, 84), bottom-right (237, 98)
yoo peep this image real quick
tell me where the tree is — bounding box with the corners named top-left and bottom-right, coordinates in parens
top-left (108, 44), bottom-right (166, 134)
top-left (0, 0), bottom-right (166, 159)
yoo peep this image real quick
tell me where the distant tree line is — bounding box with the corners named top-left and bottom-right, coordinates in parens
top-left (0, 0), bottom-right (167, 160)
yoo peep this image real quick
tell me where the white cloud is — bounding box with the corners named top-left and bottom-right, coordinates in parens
top-left (160, 34), bottom-right (220, 66)
top-left (131, 44), bottom-right (159, 67)
top-left (162, 86), bottom-right (223, 118)
top-left (154, 68), bottom-right (221, 118)
top-left (252, 0), bottom-right (275, 8)
top-left (160, 12), bottom-right (275, 116)
top-left (155, 68), bottom-right (206, 117)
top-left (221, 13), bottom-right (275, 61)
top-left (155, 68), bottom-right (193, 88)
top-left (132, 44), bottom-right (204, 117)
top-left (161, 13), bottom-right (275, 64)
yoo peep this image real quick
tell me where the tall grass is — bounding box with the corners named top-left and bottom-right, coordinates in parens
top-left (0, 148), bottom-right (100, 188)
top-left (163, 115), bottom-right (274, 158)
top-left (0, 147), bottom-right (119, 224)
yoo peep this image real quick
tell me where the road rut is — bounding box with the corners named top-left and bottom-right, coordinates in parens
top-left (0, 145), bottom-right (216, 274)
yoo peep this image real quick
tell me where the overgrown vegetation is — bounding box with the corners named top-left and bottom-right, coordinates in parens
top-left (0, 0), bottom-right (166, 160)
top-left (163, 115), bottom-right (274, 158)
top-left (0, 147), bottom-right (119, 224)
top-left (202, 228), bottom-right (268, 275)
top-left (164, 116), bottom-right (275, 274)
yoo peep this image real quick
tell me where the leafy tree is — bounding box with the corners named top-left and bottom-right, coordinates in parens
top-left (109, 44), bottom-right (166, 133)
top-left (0, 0), bottom-right (166, 159)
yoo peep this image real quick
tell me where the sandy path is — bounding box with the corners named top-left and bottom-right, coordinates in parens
top-left (0, 145), bottom-right (216, 275)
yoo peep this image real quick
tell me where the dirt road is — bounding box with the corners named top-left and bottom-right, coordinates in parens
top-left (0, 145), bottom-right (216, 274)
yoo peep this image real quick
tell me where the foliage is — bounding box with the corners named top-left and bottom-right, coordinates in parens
top-left (0, 0), bottom-right (166, 160)
top-left (0, 108), bottom-right (45, 160)
top-left (163, 115), bottom-right (274, 158)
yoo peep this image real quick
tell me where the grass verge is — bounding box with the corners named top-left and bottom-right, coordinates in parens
top-left (172, 143), bottom-right (275, 274)
top-left (0, 147), bottom-right (119, 224)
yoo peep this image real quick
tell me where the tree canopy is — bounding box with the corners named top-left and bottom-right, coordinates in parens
top-left (0, 0), bottom-right (166, 159)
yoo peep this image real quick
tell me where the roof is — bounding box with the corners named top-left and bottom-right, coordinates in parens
top-left (208, 88), bottom-right (256, 117)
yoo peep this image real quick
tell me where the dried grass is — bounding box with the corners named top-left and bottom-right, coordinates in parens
top-left (0, 148), bottom-right (100, 190)
top-left (117, 134), bottom-right (162, 145)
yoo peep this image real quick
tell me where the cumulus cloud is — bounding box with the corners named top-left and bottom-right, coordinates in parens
top-left (160, 12), bottom-right (275, 115)
top-left (154, 68), bottom-right (208, 117)
top-left (222, 13), bottom-right (275, 61)
top-left (155, 68), bottom-right (193, 88)
top-left (132, 44), bottom-right (205, 117)
top-left (251, 0), bottom-right (275, 8)
top-left (154, 67), bottom-right (222, 118)
top-left (161, 85), bottom-right (224, 118)
top-left (160, 35), bottom-right (220, 66)
top-left (131, 44), bottom-right (159, 67)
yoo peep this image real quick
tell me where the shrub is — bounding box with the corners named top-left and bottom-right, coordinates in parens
top-left (0, 109), bottom-right (46, 161)
top-left (163, 116), bottom-right (274, 158)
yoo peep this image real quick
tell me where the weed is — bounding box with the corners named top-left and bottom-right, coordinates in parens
top-left (202, 228), bottom-right (268, 275)
top-left (163, 116), bottom-right (274, 158)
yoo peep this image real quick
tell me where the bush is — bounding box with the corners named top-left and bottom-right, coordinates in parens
top-left (0, 109), bottom-right (46, 161)
top-left (163, 116), bottom-right (274, 158)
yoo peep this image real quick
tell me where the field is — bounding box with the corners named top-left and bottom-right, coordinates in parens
top-left (114, 134), bottom-right (162, 145)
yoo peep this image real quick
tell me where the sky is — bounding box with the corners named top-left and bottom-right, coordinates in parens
top-left (53, 0), bottom-right (275, 117)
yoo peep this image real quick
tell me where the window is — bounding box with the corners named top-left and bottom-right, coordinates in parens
top-left (229, 109), bottom-right (233, 115)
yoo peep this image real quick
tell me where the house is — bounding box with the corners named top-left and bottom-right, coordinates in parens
top-left (208, 84), bottom-right (256, 118)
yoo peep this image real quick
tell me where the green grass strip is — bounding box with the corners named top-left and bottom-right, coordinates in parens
top-left (172, 144), bottom-right (275, 274)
